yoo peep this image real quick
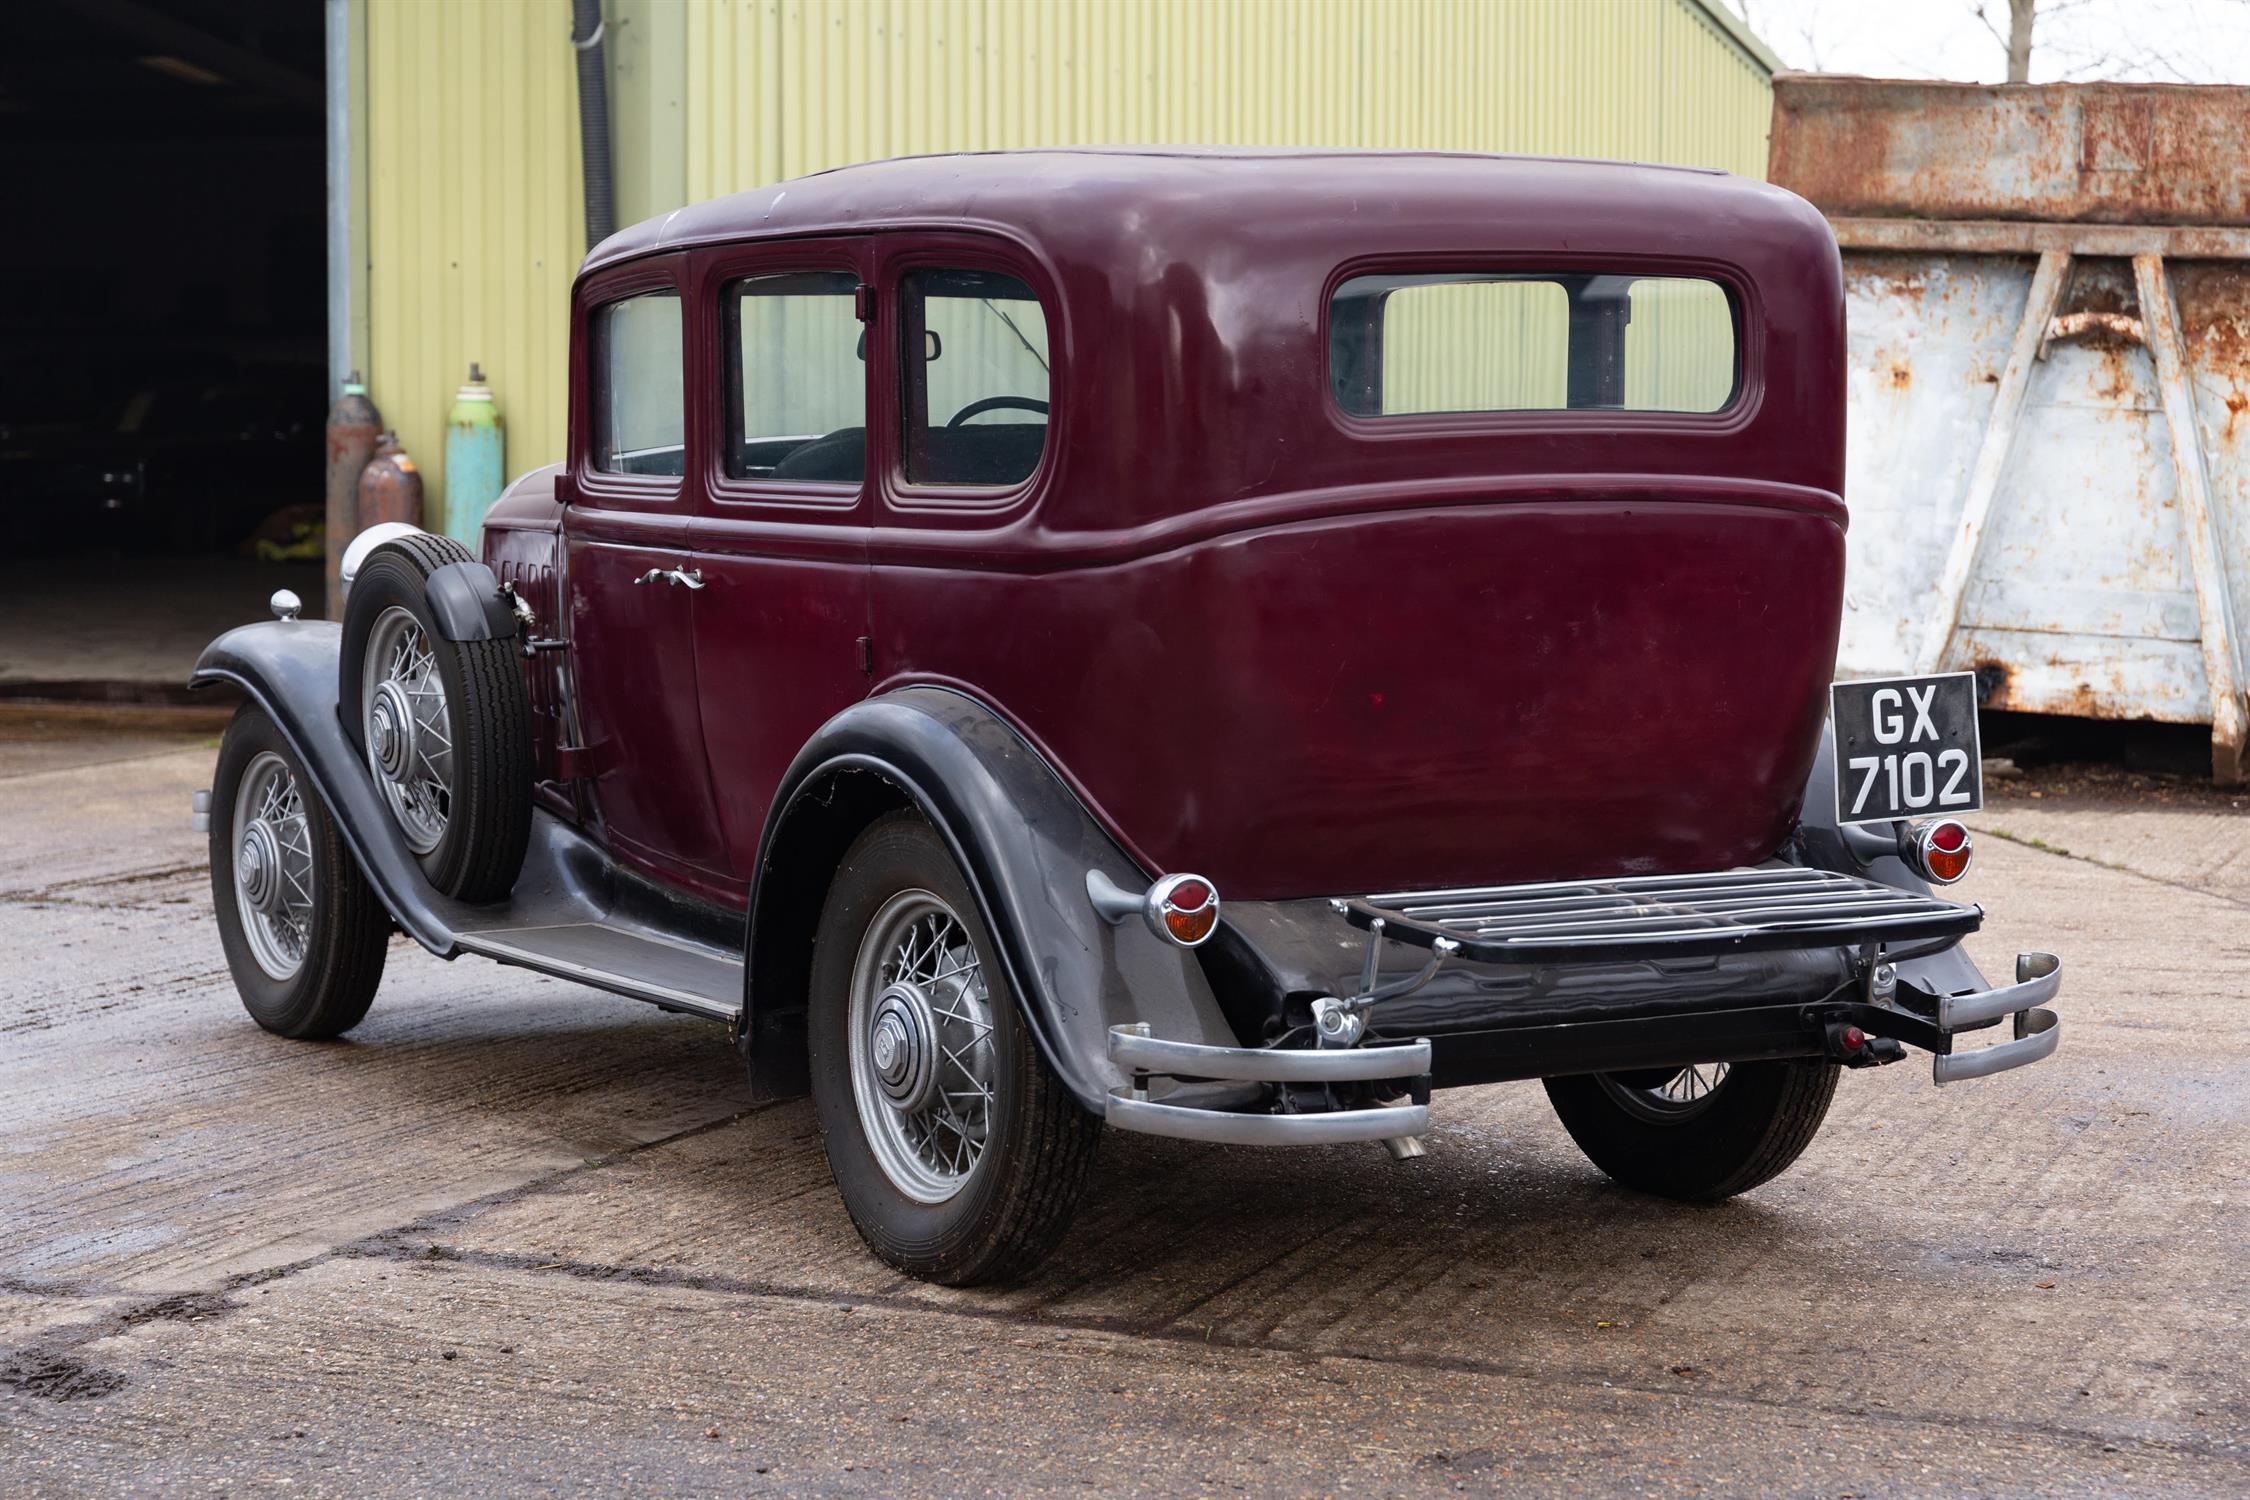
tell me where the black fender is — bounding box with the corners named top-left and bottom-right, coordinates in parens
top-left (745, 687), bottom-right (1242, 1114)
top-left (1788, 721), bottom-right (1990, 996)
top-left (192, 619), bottom-right (458, 955)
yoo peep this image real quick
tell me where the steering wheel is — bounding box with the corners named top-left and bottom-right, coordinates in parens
top-left (946, 395), bottom-right (1049, 427)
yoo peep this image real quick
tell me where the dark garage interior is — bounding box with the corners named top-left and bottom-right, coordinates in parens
top-left (0, 0), bottom-right (325, 698)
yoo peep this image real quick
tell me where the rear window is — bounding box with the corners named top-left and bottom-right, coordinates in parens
top-left (1330, 272), bottom-right (1737, 417)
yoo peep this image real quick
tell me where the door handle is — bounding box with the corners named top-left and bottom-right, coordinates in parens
top-left (632, 567), bottom-right (704, 590)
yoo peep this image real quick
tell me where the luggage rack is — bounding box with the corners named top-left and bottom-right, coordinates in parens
top-left (1342, 865), bottom-right (1982, 966)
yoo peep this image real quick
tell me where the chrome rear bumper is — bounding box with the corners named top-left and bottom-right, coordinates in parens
top-left (1099, 946), bottom-right (2065, 1144)
top-left (1103, 1023), bottom-right (1432, 1145)
top-left (1932, 951), bottom-right (2062, 1084)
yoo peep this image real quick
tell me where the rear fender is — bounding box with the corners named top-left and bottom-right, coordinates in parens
top-left (746, 687), bottom-right (1242, 1112)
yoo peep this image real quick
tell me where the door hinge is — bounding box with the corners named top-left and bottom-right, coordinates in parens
top-left (855, 635), bottom-right (874, 676)
top-left (853, 283), bottom-right (875, 323)
top-left (552, 743), bottom-right (597, 782)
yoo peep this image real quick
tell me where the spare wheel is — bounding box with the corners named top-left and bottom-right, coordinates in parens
top-left (338, 531), bottom-right (532, 903)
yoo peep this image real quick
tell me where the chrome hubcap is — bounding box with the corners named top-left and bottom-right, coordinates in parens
top-left (848, 891), bottom-right (998, 1203)
top-left (361, 605), bottom-right (452, 855)
top-left (869, 981), bottom-right (943, 1113)
top-left (237, 818), bottom-right (282, 914)
top-left (368, 679), bottom-right (415, 781)
top-left (231, 751), bottom-right (314, 981)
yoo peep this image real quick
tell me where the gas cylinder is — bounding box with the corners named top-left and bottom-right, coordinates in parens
top-left (356, 431), bottom-right (424, 533)
top-left (323, 372), bottom-right (382, 618)
top-left (444, 363), bottom-right (505, 548)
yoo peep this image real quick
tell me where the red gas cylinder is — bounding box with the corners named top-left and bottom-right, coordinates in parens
top-left (324, 372), bottom-right (382, 618)
top-left (356, 431), bottom-right (425, 533)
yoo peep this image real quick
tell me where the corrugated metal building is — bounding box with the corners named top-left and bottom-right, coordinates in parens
top-left (332, 0), bottom-right (1779, 533)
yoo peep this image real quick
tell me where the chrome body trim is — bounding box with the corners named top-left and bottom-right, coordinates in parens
top-left (1105, 1091), bottom-right (1430, 1146)
top-left (1109, 1024), bottom-right (1430, 1083)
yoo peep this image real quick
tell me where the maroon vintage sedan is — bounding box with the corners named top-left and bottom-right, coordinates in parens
top-left (192, 149), bottom-right (2062, 1285)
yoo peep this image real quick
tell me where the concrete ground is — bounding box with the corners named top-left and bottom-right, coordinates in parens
top-left (0, 713), bottom-right (2243, 1496)
top-left (0, 555), bottom-right (321, 692)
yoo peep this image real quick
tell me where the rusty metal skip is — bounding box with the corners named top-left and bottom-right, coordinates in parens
top-left (1771, 77), bottom-right (2250, 782)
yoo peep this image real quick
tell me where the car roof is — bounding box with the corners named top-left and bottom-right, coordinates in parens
top-left (579, 147), bottom-right (1812, 280)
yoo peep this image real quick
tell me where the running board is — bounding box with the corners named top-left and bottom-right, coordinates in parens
top-left (453, 924), bottom-right (742, 1019)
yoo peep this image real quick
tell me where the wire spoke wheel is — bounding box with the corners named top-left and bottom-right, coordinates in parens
top-left (847, 890), bottom-right (999, 1203)
top-left (360, 604), bottom-right (453, 855)
top-left (1597, 1061), bottom-right (1734, 1124)
top-left (230, 750), bottom-right (317, 982)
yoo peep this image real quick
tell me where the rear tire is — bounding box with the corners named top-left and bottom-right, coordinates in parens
top-left (210, 706), bottom-right (389, 1039)
top-left (339, 532), bottom-right (531, 903)
top-left (808, 813), bottom-right (1101, 1285)
top-left (1543, 1059), bottom-right (1839, 1200)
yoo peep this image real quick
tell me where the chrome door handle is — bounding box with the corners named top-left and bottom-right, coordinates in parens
top-left (632, 567), bottom-right (666, 586)
top-left (633, 567), bottom-right (704, 590)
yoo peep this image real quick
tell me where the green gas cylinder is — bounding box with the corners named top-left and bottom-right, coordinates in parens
top-left (444, 363), bottom-right (505, 548)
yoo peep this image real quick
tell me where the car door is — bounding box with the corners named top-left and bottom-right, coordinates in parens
top-left (685, 239), bottom-right (877, 875)
top-left (562, 257), bottom-right (732, 884)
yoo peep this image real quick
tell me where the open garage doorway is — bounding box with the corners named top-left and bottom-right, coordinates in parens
top-left (0, 0), bottom-right (324, 700)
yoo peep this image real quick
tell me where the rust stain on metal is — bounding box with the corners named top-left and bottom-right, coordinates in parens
top-left (1782, 76), bottom-right (2249, 773)
top-left (1771, 76), bottom-right (2250, 227)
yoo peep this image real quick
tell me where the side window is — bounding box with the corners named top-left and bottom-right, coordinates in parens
top-left (1330, 272), bottom-right (1738, 417)
top-left (724, 271), bottom-right (866, 483)
top-left (900, 268), bottom-right (1049, 488)
top-left (591, 290), bottom-right (684, 477)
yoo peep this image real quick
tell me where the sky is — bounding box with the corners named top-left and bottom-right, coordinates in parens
top-left (1730, 0), bottom-right (2250, 83)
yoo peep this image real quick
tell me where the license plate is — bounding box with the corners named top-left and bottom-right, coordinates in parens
top-left (1829, 672), bottom-right (1984, 825)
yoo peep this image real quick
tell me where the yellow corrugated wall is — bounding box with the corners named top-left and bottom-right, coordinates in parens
top-left (681, 0), bottom-right (1771, 198)
top-left (364, 0), bottom-right (583, 535)
top-left (364, 0), bottom-right (1771, 516)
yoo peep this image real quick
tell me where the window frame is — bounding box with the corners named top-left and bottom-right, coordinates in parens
top-left (1319, 251), bottom-right (1762, 443)
top-left (701, 240), bottom-right (874, 516)
top-left (572, 257), bottom-right (690, 511)
top-left (876, 232), bottom-right (1063, 518)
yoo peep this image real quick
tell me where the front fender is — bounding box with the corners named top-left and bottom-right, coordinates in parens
top-left (192, 620), bottom-right (457, 955)
top-left (749, 688), bottom-right (1243, 1113)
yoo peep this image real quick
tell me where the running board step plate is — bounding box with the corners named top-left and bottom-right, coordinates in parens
top-left (453, 924), bottom-right (742, 1019)
top-left (1346, 866), bottom-right (1981, 965)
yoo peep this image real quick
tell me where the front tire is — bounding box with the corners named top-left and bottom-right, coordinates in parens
top-left (808, 813), bottom-right (1101, 1285)
top-left (1543, 1059), bottom-right (1839, 1200)
top-left (210, 706), bottom-right (389, 1039)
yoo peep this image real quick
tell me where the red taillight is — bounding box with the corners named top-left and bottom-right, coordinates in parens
top-left (1163, 904), bottom-right (1217, 945)
top-left (1912, 820), bottom-right (1973, 884)
top-left (1148, 873), bottom-right (1220, 947)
